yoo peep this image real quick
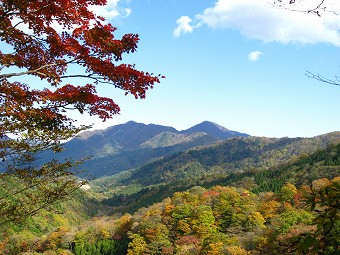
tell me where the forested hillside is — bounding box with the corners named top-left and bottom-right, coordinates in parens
top-left (123, 132), bottom-right (340, 186)
top-left (100, 135), bottom-right (340, 214)
top-left (2, 175), bottom-right (338, 254)
top-left (87, 132), bottom-right (340, 212)
top-left (2, 123), bottom-right (340, 255)
top-left (0, 189), bottom-right (109, 254)
top-left (1, 134), bottom-right (340, 254)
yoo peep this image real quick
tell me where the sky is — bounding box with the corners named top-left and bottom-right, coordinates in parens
top-left (61, 0), bottom-right (340, 137)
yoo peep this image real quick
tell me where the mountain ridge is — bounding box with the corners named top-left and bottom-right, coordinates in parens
top-left (38, 120), bottom-right (249, 177)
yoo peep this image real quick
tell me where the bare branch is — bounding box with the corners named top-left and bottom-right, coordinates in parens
top-left (270, 0), bottom-right (339, 16)
top-left (306, 71), bottom-right (340, 86)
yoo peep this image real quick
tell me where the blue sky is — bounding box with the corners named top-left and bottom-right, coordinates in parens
top-left (77, 0), bottom-right (340, 138)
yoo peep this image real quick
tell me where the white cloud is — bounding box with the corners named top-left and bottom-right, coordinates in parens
top-left (124, 8), bottom-right (132, 17)
top-left (248, 51), bottom-right (263, 61)
top-left (174, 0), bottom-right (340, 46)
top-left (173, 16), bottom-right (196, 37)
top-left (89, 0), bottom-right (131, 20)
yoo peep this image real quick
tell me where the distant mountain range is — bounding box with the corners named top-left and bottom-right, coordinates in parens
top-left (38, 121), bottom-right (249, 177)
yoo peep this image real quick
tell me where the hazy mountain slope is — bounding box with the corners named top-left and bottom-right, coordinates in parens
top-left (38, 121), bottom-right (248, 177)
top-left (57, 121), bottom-right (178, 160)
top-left (140, 131), bottom-right (209, 148)
top-left (81, 134), bottom-right (220, 177)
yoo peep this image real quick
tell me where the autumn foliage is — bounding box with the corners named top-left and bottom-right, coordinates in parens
top-left (4, 176), bottom-right (334, 254)
top-left (0, 0), bottom-right (162, 139)
top-left (0, 0), bottom-right (162, 224)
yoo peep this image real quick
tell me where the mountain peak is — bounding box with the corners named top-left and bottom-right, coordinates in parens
top-left (181, 121), bottom-right (249, 140)
top-left (199, 121), bottom-right (229, 131)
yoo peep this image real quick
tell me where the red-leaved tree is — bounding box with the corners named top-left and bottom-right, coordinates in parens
top-left (0, 0), bottom-right (163, 225)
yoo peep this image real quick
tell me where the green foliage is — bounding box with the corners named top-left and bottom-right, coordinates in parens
top-left (127, 234), bottom-right (147, 255)
top-left (279, 183), bottom-right (297, 202)
top-left (122, 176), bottom-right (340, 254)
top-left (124, 134), bottom-right (340, 186)
top-left (276, 204), bottom-right (313, 234)
top-left (73, 239), bottom-right (128, 255)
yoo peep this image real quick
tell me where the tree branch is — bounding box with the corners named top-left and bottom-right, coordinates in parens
top-left (0, 61), bottom-right (65, 79)
top-left (306, 71), bottom-right (340, 87)
top-left (271, 0), bottom-right (339, 16)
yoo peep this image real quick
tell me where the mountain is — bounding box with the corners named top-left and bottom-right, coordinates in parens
top-left (181, 121), bottom-right (248, 139)
top-left (38, 121), bottom-right (248, 177)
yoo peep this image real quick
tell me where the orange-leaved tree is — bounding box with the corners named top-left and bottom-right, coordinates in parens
top-left (0, 0), bottom-right (163, 225)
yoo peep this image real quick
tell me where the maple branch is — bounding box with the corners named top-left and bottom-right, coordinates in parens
top-left (0, 65), bottom-right (107, 86)
top-left (12, 20), bottom-right (25, 29)
top-left (0, 60), bottom-right (67, 79)
top-left (0, 67), bottom-right (53, 79)
top-left (26, 3), bottom-right (55, 16)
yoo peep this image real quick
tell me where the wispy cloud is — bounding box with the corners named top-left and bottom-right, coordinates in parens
top-left (174, 0), bottom-right (340, 46)
top-left (248, 51), bottom-right (263, 61)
